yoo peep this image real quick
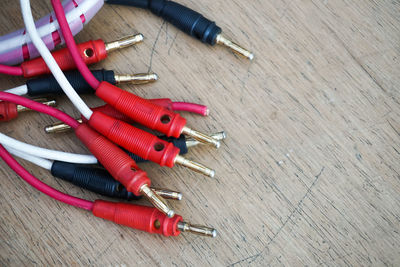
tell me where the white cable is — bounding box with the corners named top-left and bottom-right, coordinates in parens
top-left (0, 133), bottom-right (97, 164)
top-left (5, 146), bottom-right (53, 170)
top-left (20, 0), bottom-right (93, 119)
top-left (0, 0), bottom-right (102, 54)
top-left (4, 85), bottom-right (28, 96)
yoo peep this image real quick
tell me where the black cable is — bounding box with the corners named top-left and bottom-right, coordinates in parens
top-left (50, 135), bottom-right (189, 199)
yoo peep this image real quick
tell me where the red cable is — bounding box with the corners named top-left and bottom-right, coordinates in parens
top-left (51, 0), bottom-right (210, 118)
top-left (0, 64), bottom-right (23, 76)
top-left (51, 0), bottom-right (100, 89)
top-left (0, 92), bottom-right (79, 128)
top-left (0, 144), bottom-right (94, 210)
top-left (172, 102), bottom-right (209, 116)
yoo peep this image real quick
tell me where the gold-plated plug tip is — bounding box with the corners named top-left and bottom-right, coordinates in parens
top-left (186, 131), bottom-right (227, 148)
top-left (175, 155), bottom-right (215, 178)
top-left (181, 126), bottom-right (221, 148)
top-left (44, 119), bottom-right (82, 134)
top-left (17, 98), bottom-right (57, 113)
top-left (216, 34), bottom-right (254, 60)
top-left (177, 221), bottom-right (217, 238)
top-left (140, 184), bottom-right (175, 218)
top-left (152, 188), bottom-right (183, 201)
top-left (105, 33), bottom-right (144, 53)
top-left (114, 73), bottom-right (158, 85)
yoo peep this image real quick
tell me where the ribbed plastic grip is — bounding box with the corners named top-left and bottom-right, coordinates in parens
top-left (82, 100), bottom-right (174, 124)
top-left (51, 161), bottom-right (139, 200)
top-left (21, 40), bottom-right (107, 78)
top-left (88, 111), bottom-right (180, 167)
top-left (106, 0), bottom-right (221, 44)
top-left (26, 69), bottom-right (116, 96)
top-left (95, 82), bottom-right (187, 137)
top-left (0, 102), bottom-right (18, 122)
top-left (92, 200), bottom-right (182, 236)
top-left (74, 123), bottom-right (150, 196)
top-left (81, 104), bottom-right (135, 124)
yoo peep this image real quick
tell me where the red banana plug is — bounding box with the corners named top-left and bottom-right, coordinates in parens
top-left (0, 98), bottom-right (56, 122)
top-left (92, 200), bottom-right (217, 237)
top-left (44, 100), bottom-right (178, 133)
top-left (20, 34), bottom-right (143, 78)
top-left (75, 123), bottom-right (175, 217)
top-left (95, 81), bottom-right (221, 148)
top-left (88, 111), bottom-right (215, 177)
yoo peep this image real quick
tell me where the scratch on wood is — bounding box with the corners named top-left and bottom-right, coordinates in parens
top-left (321, 20), bottom-right (387, 93)
top-left (228, 167), bottom-right (325, 266)
top-left (147, 20), bottom-right (167, 72)
top-left (168, 32), bottom-right (179, 55)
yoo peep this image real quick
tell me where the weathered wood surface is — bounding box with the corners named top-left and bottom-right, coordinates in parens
top-left (0, 0), bottom-right (399, 265)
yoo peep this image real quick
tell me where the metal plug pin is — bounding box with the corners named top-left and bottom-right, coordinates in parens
top-left (216, 34), bottom-right (254, 60)
top-left (177, 221), bottom-right (217, 237)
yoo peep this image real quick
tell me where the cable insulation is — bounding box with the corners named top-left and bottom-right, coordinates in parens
top-left (4, 85), bottom-right (28, 96)
top-left (172, 102), bottom-right (209, 116)
top-left (51, 0), bottom-right (100, 89)
top-left (0, 92), bottom-right (78, 128)
top-left (0, 0), bottom-right (103, 65)
top-left (20, 0), bottom-right (93, 119)
top-left (0, 144), bottom-right (93, 210)
top-left (0, 64), bottom-right (23, 76)
top-left (6, 146), bottom-right (53, 170)
top-left (0, 133), bottom-right (97, 164)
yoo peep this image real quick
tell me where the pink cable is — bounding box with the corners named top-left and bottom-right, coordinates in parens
top-left (0, 64), bottom-right (23, 76)
top-left (51, 0), bottom-right (100, 89)
top-left (0, 92), bottom-right (79, 128)
top-left (172, 102), bottom-right (209, 116)
top-left (0, 144), bottom-right (94, 210)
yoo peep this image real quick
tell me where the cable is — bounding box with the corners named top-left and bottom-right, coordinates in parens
top-left (106, 0), bottom-right (254, 60)
top-left (0, 92), bottom-right (96, 163)
top-left (1, 81), bottom-right (175, 215)
top-left (6, 147), bottom-right (182, 201)
top-left (171, 102), bottom-right (209, 116)
top-left (4, 85), bottom-right (28, 96)
top-left (51, 0), bottom-right (220, 148)
top-left (0, 144), bottom-right (93, 210)
top-left (3, 143), bottom-right (215, 237)
top-left (0, 98), bottom-right (56, 122)
top-left (3, 69), bottom-right (155, 97)
top-left (0, 64), bottom-right (23, 76)
top-left (0, 0), bottom-right (103, 65)
top-left (51, 0), bottom-right (100, 89)
top-left (6, 146), bottom-right (53, 170)
top-left (0, 92), bottom-right (78, 128)
top-left (20, 0), bottom-right (93, 119)
top-left (0, 134), bottom-right (97, 164)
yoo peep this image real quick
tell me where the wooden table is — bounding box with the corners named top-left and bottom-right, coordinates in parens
top-left (1, 0), bottom-right (399, 265)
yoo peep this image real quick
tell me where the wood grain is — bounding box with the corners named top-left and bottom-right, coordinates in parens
top-left (1, 0), bottom-right (399, 265)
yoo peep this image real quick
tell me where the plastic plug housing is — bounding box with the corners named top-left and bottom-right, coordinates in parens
top-left (0, 102), bottom-right (18, 122)
top-left (26, 69), bottom-right (116, 96)
top-left (21, 40), bottom-right (107, 78)
top-left (88, 111), bottom-right (180, 167)
top-left (92, 200), bottom-right (182, 236)
top-left (51, 161), bottom-right (140, 200)
top-left (74, 123), bottom-right (150, 196)
top-left (95, 81), bottom-right (187, 137)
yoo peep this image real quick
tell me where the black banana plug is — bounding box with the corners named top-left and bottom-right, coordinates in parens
top-left (106, 0), bottom-right (254, 60)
